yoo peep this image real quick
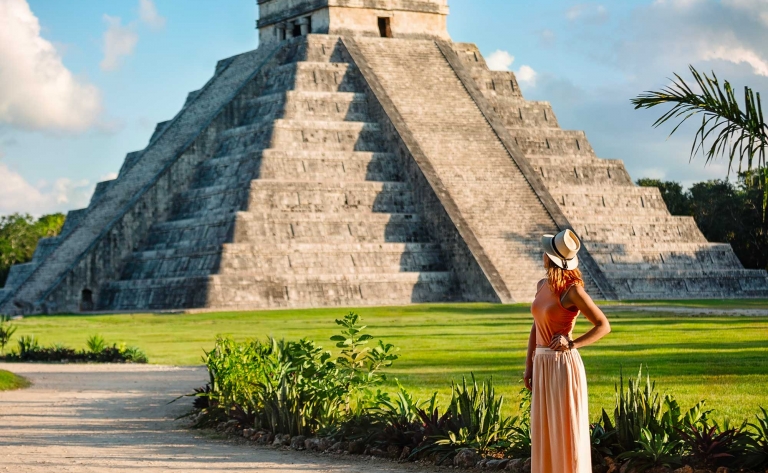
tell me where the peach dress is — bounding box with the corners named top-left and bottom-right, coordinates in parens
top-left (530, 283), bottom-right (591, 473)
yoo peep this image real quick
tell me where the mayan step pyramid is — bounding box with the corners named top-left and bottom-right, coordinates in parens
top-left (2, 0), bottom-right (767, 315)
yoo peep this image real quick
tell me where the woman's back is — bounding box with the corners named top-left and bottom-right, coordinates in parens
top-left (531, 282), bottom-right (579, 346)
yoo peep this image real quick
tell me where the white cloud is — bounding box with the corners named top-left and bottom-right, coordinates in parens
top-left (702, 45), bottom-right (768, 77)
top-left (516, 65), bottom-right (538, 87)
top-left (100, 15), bottom-right (138, 72)
top-left (486, 50), bottom-right (515, 71)
top-left (0, 0), bottom-right (102, 132)
top-left (0, 163), bottom-right (94, 216)
top-left (139, 0), bottom-right (165, 29)
top-left (485, 50), bottom-right (538, 88)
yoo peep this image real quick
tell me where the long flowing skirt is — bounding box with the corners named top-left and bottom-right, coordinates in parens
top-left (531, 347), bottom-right (591, 473)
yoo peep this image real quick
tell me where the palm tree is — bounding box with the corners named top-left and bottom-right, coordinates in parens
top-left (631, 66), bottom-right (767, 207)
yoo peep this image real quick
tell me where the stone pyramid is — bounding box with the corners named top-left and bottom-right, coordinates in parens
top-left (2, 0), bottom-right (766, 315)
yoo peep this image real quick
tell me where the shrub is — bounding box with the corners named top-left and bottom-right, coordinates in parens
top-left (680, 422), bottom-right (752, 468)
top-left (191, 312), bottom-right (399, 436)
top-left (86, 334), bottom-right (106, 354)
top-left (600, 367), bottom-right (709, 455)
top-left (0, 334), bottom-right (147, 363)
top-left (0, 315), bottom-right (17, 355)
top-left (617, 427), bottom-right (683, 470)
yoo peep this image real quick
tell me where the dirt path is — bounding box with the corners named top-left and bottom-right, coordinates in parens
top-left (0, 363), bottom-right (427, 473)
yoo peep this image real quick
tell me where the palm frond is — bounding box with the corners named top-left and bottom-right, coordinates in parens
top-left (632, 65), bottom-right (767, 179)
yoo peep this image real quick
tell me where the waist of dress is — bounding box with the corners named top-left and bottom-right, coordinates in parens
top-left (535, 347), bottom-right (578, 355)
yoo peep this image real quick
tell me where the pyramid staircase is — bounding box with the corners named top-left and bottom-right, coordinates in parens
top-left (97, 36), bottom-right (455, 310)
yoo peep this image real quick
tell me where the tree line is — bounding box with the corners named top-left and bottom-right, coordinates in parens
top-left (0, 213), bottom-right (65, 288)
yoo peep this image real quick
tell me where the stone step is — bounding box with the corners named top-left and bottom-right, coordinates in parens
top-left (270, 119), bottom-right (386, 152)
top-left (607, 269), bottom-right (768, 298)
top-left (98, 270), bottom-right (456, 310)
top-left (278, 35), bottom-right (352, 65)
top-left (552, 186), bottom-right (667, 211)
top-left (145, 211), bottom-right (427, 250)
top-left (246, 180), bottom-right (416, 213)
top-left (570, 214), bottom-right (699, 225)
top-left (215, 119), bottom-right (386, 156)
top-left (238, 91), bottom-right (371, 126)
top-left (493, 101), bottom-right (560, 129)
top-left (533, 161), bottom-right (634, 188)
top-left (122, 242), bottom-right (445, 280)
top-left (194, 150), bottom-right (399, 188)
top-left (175, 180), bottom-right (414, 219)
top-left (564, 207), bottom-right (671, 218)
top-left (588, 241), bottom-right (735, 254)
top-left (231, 211), bottom-right (426, 244)
top-left (261, 62), bottom-right (365, 96)
top-left (145, 213), bottom-right (238, 251)
top-left (507, 128), bottom-right (596, 158)
top-left (575, 218), bottom-right (706, 244)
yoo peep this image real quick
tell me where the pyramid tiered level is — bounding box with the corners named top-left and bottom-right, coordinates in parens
top-left (2, 0), bottom-right (766, 314)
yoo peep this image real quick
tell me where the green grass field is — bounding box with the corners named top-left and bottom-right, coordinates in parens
top-left (0, 370), bottom-right (30, 391)
top-left (5, 301), bottom-right (768, 422)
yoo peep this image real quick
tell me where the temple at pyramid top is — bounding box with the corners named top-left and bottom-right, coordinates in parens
top-left (257, 0), bottom-right (450, 44)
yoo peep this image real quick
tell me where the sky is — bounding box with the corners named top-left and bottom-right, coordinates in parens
top-left (1, 0), bottom-right (767, 216)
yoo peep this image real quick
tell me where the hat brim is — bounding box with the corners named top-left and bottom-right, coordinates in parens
top-left (541, 234), bottom-right (579, 270)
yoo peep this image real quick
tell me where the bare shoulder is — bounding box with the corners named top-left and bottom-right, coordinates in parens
top-left (564, 284), bottom-right (594, 307)
top-left (536, 278), bottom-right (547, 291)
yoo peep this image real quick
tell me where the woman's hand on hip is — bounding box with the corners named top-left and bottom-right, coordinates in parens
top-left (549, 334), bottom-right (571, 351)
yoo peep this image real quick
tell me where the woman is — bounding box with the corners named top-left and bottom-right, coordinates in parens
top-left (523, 229), bottom-right (611, 473)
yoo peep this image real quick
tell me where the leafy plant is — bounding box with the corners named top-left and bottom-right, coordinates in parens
top-left (86, 334), bottom-right (106, 354)
top-left (0, 315), bottom-right (17, 355)
top-left (617, 427), bottom-right (683, 470)
top-left (678, 421), bottom-right (746, 468)
top-left (744, 407), bottom-right (768, 469)
top-left (632, 65), bottom-right (768, 212)
top-left (591, 413), bottom-right (616, 463)
top-left (121, 346), bottom-right (148, 363)
top-left (606, 367), bottom-right (664, 453)
top-left (189, 313), bottom-right (400, 437)
top-left (17, 335), bottom-right (39, 358)
top-left (413, 375), bottom-right (516, 462)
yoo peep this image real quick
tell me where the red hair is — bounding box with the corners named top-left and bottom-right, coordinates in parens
top-left (544, 256), bottom-right (584, 296)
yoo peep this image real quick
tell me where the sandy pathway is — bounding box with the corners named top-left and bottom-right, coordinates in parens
top-left (0, 363), bottom-right (426, 472)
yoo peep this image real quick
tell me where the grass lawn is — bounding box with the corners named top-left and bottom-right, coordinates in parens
top-left (5, 301), bottom-right (768, 422)
top-left (0, 370), bottom-right (30, 391)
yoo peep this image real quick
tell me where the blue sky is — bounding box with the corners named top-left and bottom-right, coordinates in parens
top-left (1, 0), bottom-right (767, 216)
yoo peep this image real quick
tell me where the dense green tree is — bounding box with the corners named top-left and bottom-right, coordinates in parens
top-left (636, 178), bottom-right (692, 216)
top-left (0, 213), bottom-right (65, 288)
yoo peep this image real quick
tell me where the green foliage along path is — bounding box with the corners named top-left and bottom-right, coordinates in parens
top-left (0, 213), bottom-right (65, 287)
top-left (0, 370), bottom-right (30, 391)
top-left (7, 303), bottom-right (768, 421)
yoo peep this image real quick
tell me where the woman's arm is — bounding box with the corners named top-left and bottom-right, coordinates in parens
top-left (523, 322), bottom-right (536, 390)
top-left (562, 285), bottom-right (611, 350)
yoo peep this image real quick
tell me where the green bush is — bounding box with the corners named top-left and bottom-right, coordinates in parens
top-left (0, 315), bottom-right (18, 355)
top-left (193, 312), bottom-right (399, 436)
top-left (0, 334), bottom-right (147, 363)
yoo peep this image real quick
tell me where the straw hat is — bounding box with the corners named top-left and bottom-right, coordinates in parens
top-left (541, 229), bottom-right (581, 270)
